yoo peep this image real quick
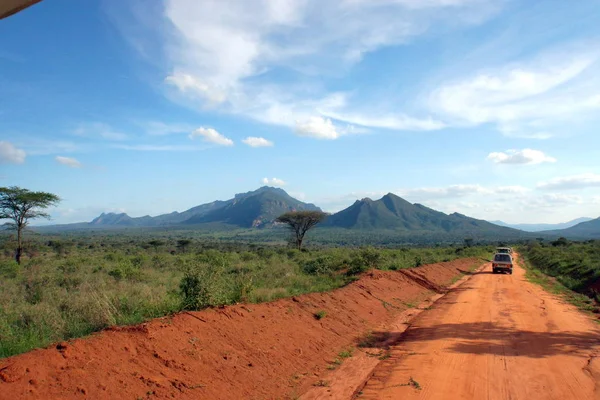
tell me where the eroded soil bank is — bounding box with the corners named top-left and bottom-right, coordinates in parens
top-left (0, 258), bottom-right (481, 400)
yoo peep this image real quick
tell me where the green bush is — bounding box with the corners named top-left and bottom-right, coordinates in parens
top-left (302, 256), bottom-right (335, 275)
top-left (521, 240), bottom-right (600, 296)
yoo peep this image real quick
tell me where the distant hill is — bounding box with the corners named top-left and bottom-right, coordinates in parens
top-left (541, 217), bottom-right (600, 239)
top-left (183, 186), bottom-right (321, 227)
top-left (323, 193), bottom-right (528, 238)
top-left (490, 217), bottom-right (594, 232)
top-left (36, 188), bottom-right (540, 242)
top-left (46, 187), bottom-right (321, 230)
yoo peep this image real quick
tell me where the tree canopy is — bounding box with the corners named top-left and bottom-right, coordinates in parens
top-left (0, 186), bottom-right (60, 263)
top-left (276, 210), bottom-right (327, 250)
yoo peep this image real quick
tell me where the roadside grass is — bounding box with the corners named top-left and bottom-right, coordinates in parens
top-left (0, 235), bottom-right (493, 358)
top-left (521, 258), bottom-right (598, 314)
top-left (313, 310), bottom-right (327, 320)
top-left (519, 240), bottom-right (600, 300)
top-left (391, 377), bottom-right (422, 390)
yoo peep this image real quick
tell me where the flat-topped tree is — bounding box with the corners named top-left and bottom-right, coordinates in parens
top-left (276, 210), bottom-right (327, 250)
top-left (0, 186), bottom-right (60, 264)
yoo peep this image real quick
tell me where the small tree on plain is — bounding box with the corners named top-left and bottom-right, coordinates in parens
top-left (0, 186), bottom-right (60, 264)
top-left (276, 211), bottom-right (327, 250)
top-left (177, 239), bottom-right (192, 253)
top-left (148, 239), bottom-right (164, 251)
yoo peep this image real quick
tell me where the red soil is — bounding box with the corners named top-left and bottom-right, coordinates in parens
top-left (0, 258), bottom-right (481, 400)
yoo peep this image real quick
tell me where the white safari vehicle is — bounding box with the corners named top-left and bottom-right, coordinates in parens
top-left (492, 253), bottom-right (514, 274)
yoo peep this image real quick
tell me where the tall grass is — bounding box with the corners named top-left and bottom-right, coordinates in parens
top-left (0, 235), bottom-right (491, 358)
top-left (520, 240), bottom-right (600, 298)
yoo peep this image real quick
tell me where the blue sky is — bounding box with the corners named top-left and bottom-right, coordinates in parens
top-left (2, 0), bottom-right (600, 225)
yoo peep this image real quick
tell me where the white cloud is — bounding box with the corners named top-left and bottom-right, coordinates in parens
top-left (0, 141), bottom-right (26, 164)
top-left (537, 173), bottom-right (600, 191)
top-left (262, 177), bottom-right (286, 186)
top-left (540, 193), bottom-right (583, 205)
top-left (136, 0), bottom-right (501, 131)
top-left (295, 117), bottom-right (340, 139)
top-left (242, 137), bottom-right (274, 147)
top-left (494, 186), bottom-right (530, 194)
top-left (113, 144), bottom-right (206, 152)
top-left (430, 48), bottom-right (600, 137)
top-left (55, 156), bottom-right (82, 168)
top-left (141, 121), bottom-right (195, 136)
top-left (165, 73), bottom-right (227, 104)
top-left (74, 122), bottom-right (128, 141)
top-left (322, 111), bottom-right (445, 131)
top-left (189, 127), bottom-right (234, 146)
top-left (14, 137), bottom-right (82, 156)
top-left (487, 149), bottom-right (557, 165)
top-left (400, 184), bottom-right (489, 200)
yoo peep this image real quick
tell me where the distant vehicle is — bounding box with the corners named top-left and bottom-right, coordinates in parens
top-left (496, 247), bottom-right (512, 254)
top-left (492, 253), bottom-right (513, 274)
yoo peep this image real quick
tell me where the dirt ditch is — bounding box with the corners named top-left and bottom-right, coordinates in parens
top-left (0, 258), bottom-right (483, 400)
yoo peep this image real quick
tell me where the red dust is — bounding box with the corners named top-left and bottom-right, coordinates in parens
top-left (0, 258), bottom-right (480, 400)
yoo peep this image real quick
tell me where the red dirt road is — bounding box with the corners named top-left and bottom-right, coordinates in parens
top-left (358, 256), bottom-right (600, 400)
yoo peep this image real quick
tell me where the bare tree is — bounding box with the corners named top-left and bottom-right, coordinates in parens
top-left (276, 211), bottom-right (327, 250)
top-left (0, 186), bottom-right (60, 264)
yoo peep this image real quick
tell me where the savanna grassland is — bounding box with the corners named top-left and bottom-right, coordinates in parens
top-left (0, 232), bottom-right (492, 358)
top-left (520, 239), bottom-right (600, 303)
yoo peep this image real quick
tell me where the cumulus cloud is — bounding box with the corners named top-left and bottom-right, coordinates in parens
top-left (55, 156), bottom-right (82, 168)
top-left (487, 149), bottom-right (557, 165)
top-left (537, 173), bottom-right (600, 190)
top-left (295, 117), bottom-right (340, 139)
top-left (189, 127), bottom-right (234, 146)
top-left (0, 141), bottom-right (26, 164)
top-left (262, 177), bottom-right (286, 187)
top-left (242, 137), bottom-right (274, 147)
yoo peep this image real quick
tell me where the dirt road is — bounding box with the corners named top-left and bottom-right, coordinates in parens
top-left (358, 256), bottom-right (600, 400)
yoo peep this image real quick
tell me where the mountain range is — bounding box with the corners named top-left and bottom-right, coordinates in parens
top-left (321, 193), bottom-right (524, 238)
top-left (38, 186), bottom-right (599, 241)
top-left (88, 187), bottom-right (320, 228)
top-left (490, 218), bottom-right (594, 232)
top-left (540, 217), bottom-right (600, 239)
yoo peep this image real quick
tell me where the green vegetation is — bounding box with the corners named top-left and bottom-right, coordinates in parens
top-left (520, 239), bottom-right (600, 300)
top-left (0, 233), bottom-right (491, 358)
top-left (391, 376), bottom-right (422, 390)
top-left (313, 310), bottom-right (327, 320)
top-left (522, 266), bottom-right (597, 313)
top-left (338, 347), bottom-right (354, 359)
top-left (0, 186), bottom-right (60, 264)
top-left (276, 210), bottom-right (327, 250)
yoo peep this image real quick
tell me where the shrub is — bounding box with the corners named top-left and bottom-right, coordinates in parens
top-left (302, 256), bottom-right (334, 275)
top-left (313, 310), bottom-right (327, 320)
top-left (108, 260), bottom-right (141, 281)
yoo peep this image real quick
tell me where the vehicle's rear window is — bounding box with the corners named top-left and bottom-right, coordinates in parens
top-left (494, 254), bottom-right (511, 262)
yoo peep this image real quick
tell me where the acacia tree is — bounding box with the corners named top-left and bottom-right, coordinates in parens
top-left (276, 211), bottom-right (327, 250)
top-left (0, 186), bottom-right (60, 264)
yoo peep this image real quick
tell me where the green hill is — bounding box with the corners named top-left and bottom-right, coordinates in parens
top-left (184, 186), bottom-right (321, 227)
top-left (324, 193), bottom-right (528, 238)
top-left (542, 217), bottom-right (600, 239)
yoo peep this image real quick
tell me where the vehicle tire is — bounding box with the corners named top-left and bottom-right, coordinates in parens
top-left (492, 269), bottom-right (497, 274)
top-left (509, 270), bottom-right (513, 275)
